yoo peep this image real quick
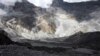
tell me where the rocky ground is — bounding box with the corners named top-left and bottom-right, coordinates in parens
top-left (0, 29), bottom-right (100, 56)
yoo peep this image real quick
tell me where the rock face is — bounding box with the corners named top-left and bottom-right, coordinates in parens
top-left (36, 13), bottom-right (56, 34)
top-left (4, 0), bottom-right (37, 30)
top-left (1, 0), bottom-right (57, 35)
top-left (1, 0), bottom-right (100, 39)
top-left (52, 0), bottom-right (100, 21)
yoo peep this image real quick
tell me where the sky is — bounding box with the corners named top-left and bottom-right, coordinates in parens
top-left (64, 0), bottom-right (97, 3)
top-left (27, 0), bottom-right (53, 8)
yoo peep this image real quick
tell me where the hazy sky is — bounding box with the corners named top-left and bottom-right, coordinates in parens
top-left (64, 0), bottom-right (97, 3)
top-left (27, 0), bottom-right (53, 8)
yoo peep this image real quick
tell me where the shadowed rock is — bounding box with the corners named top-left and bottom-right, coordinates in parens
top-left (0, 29), bottom-right (14, 45)
top-left (64, 31), bottom-right (100, 50)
